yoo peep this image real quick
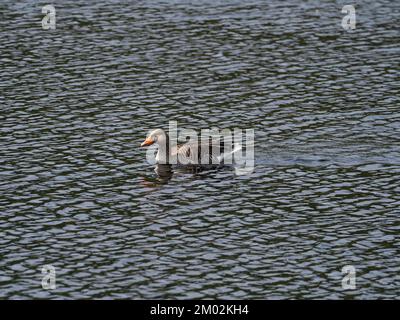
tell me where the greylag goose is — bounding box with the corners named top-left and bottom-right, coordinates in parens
top-left (141, 128), bottom-right (241, 166)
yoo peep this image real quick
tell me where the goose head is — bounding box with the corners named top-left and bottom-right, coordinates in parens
top-left (140, 129), bottom-right (166, 147)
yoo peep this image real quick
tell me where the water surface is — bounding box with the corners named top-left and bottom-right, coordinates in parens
top-left (0, 0), bottom-right (399, 299)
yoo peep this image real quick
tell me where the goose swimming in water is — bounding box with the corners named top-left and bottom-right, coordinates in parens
top-left (140, 128), bottom-right (241, 166)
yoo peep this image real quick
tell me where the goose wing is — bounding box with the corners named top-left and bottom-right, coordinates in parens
top-left (173, 140), bottom-right (222, 165)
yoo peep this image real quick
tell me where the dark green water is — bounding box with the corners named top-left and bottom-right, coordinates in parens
top-left (0, 0), bottom-right (399, 299)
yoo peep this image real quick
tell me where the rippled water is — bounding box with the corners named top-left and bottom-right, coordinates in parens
top-left (1, 0), bottom-right (399, 299)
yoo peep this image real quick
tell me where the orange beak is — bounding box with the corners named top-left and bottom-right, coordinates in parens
top-left (140, 137), bottom-right (155, 147)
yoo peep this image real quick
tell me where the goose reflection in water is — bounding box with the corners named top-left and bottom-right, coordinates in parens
top-left (154, 164), bottom-right (173, 182)
top-left (140, 163), bottom-right (228, 187)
